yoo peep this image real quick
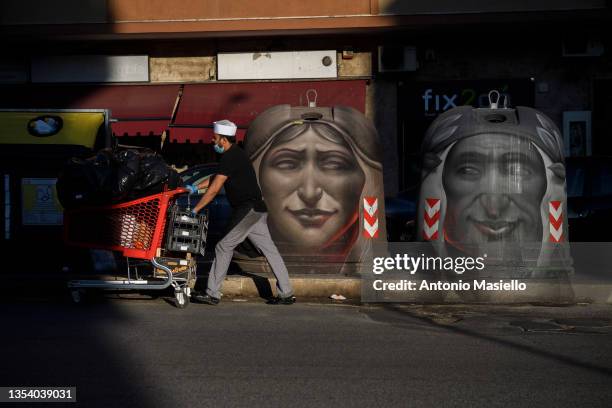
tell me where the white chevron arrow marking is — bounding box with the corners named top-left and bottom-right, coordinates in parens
top-left (423, 220), bottom-right (439, 239)
top-left (425, 200), bottom-right (441, 218)
top-left (549, 203), bottom-right (563, 220)
top-left (364, 198), bottom-right (378, 217)
top-left (364, 218), bottom-right (379, 237)
top-left (550, 223), bottom-right (563, 241)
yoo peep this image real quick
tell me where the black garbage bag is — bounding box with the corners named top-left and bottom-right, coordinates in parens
top-left (113, 149), bottom-right (140, 201)
top-left (91, 149), bottom-right (115, 198)
top-left (57, 150), bottom-right (115, 208)
top-left (58, 147), bottom-right (180, 208)
top-left (130, 151), bottom-right (180, 198)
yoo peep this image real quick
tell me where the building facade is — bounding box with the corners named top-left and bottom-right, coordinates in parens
top-left (1, 0), bottom-right (610, 264)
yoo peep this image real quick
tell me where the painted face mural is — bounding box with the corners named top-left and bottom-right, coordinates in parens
top-left (418, 104), bottom-right (572, 284)
top-left (442, 133), bottom-right (547, 247)
top-left (260, 125), bottom-right (365, 248)
top-left (245, 105), bottom-right (386, 273)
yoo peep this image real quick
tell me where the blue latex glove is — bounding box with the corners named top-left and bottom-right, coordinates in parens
top-left (190, 208), bottom-right (199, 216)
top-left (185, 184), bottom-right (198, 194)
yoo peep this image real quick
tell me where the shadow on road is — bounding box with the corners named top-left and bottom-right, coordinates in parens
top-left (373, 304), bottom-right (612, 378)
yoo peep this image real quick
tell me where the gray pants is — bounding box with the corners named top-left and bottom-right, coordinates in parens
top-left (206, 209), bottom-right (293, 299)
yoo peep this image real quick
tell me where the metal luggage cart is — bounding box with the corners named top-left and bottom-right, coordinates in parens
top-left (63, 187), bottom-right (208, 308)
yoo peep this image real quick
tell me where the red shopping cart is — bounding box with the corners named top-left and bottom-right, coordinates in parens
top-left (64, 187), bottom-right (208, 308)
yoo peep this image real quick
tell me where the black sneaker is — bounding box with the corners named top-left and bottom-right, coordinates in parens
top-left (191, 292), bottom-right (220, 305)
top-left (267, 295), bottom-right (296, 305)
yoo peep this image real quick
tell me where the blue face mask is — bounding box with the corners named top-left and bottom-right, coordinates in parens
top-left (214, 143), bottom-right (225, 154)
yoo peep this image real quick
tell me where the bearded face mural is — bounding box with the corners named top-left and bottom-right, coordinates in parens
top-left (442, 132), bottom-right (548, 247)
top-left (417, 102), bottom-right (573, 301)
top-left (244, 105), bottom-right (386, 274)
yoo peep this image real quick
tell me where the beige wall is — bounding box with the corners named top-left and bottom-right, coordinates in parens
top-left (150, 56), bottom-right (216, 82)
top-left (108, 0), bottom-right (372, 21)
top-left (1, 0), bottom-right (374, 26)
top-left (337, 52), bottom-right (372, 78)
top-left (0, 0), bottom-right (379, 36)
top-left (149, 53), bottom-right (372, 83)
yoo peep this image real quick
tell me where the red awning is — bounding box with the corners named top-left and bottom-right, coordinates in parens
top-left (171, 80), bottom-right (366, 143)
top-left (167, 128), bottom-right (247, 144)
top-left (112, 120), bottom-right (170, 137)
top-left (0, 84), bottom-right (179, 136)
top-left (0, 81), bottom-right (367, 142)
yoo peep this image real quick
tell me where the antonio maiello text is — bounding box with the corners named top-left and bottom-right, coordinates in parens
top-left (372, 279), bottom-right (527, 291)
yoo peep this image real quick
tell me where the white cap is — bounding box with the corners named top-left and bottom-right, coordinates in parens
top-left (213, 119), bottom-right (237, 137)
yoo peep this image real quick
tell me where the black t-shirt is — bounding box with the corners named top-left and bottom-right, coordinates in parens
top-left (217, 144), bottom-right (266, 212)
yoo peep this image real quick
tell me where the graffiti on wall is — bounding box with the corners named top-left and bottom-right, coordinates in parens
top-left (416, 96), bottom-right (573, 300)
top-left (244, 105), bottom-right (386, 273)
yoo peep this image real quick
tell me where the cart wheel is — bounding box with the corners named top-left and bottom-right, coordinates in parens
top-left (174, 288), bottom-right (189, 309)
top-left (70, 289), bottom-right (84, 304)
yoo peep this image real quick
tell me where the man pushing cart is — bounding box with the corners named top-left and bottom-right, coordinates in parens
top-left (186, 120), bottom-right (295, 306)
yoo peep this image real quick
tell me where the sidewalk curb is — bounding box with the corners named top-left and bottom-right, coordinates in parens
top-left (221, 275), bottom-right (361, 299)
top-left (6, 274), bottom-right (612, 304)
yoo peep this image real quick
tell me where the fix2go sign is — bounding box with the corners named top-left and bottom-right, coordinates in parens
top-left (421, 87), bottom-right (513, 116)
top-left (399, 80), bottom-right (535, 121)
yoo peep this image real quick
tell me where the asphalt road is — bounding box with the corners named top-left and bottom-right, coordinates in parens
top-left (1, 296), bottom-right (611, 408)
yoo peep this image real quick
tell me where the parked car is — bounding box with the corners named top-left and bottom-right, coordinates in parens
top-left (386, 154), bottom-right (420, 241)
top-left (385, 188), bottom-right (417, 241)
top-left (177, 163), bottom-right (231, 247)
top-left (566, 156), bottom-right (612, 241)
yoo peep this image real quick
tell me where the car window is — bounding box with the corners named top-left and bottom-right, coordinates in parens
top-left (180, 169), bottom-right (202, 183)
top-left (193, 175), bottom-right (226, 195)
top-left (180, 165), bottom-right (217, 180)
top-left (592, 162), bottom-right (612, 197)
top-left (192, 175), bottom-right (210, 185)
top-left (179, 168), bottom-right (197, 183)
top-left (178, 165), bottom-right (225, 195)
top-left (180, 167), bottom-right (216, 182)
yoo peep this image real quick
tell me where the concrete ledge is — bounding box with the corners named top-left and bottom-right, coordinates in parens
top-left (571, 282), bottom-right (612, 304)
top-left (221, 274), bottom-right (361, 299)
